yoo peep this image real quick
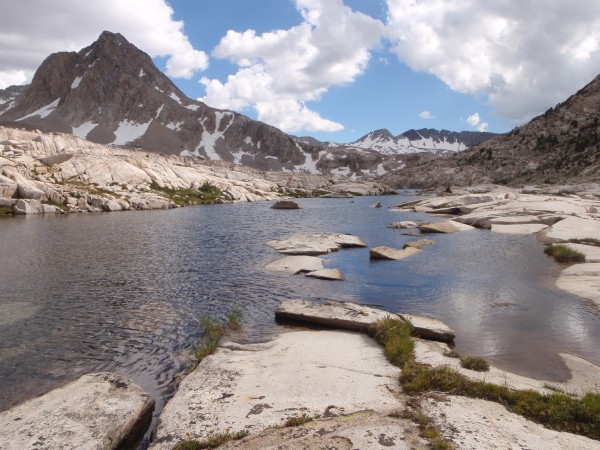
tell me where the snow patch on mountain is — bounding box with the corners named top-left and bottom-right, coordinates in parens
top-left (112, 119), bottom-right (152, 145)
top-left (18, 99), bottom-right (59, 121)
top-left (72, 121), bottom-right (97, 139)
top-left (71, 77), bottom-right (82, 89)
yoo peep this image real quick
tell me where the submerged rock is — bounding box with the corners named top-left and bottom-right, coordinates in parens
top-left (0, 372), bottom-right (154, 450)
top-left (264, 255), bottom-right (324, 274)
top-left (305, 268), bottom-right (345, 281)
top-left (271, 200), bottom-right (301, 209)
top-left (403, 239), bottom-right (435, 249)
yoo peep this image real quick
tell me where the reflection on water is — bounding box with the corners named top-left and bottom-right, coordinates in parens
top-left (1, 195), bottom-right (599, 418)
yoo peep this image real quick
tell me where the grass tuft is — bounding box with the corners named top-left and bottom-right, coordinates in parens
top-left (368, 316), bottom-right (414, 367)
top-left (191, 308), bottom-right (244, 363)
top-left (460, 356), bottom-right (490, 372)
top-left (443, 350), bottom-right (461, 359)
top-left (544, 244), bottom-right (586, 263)
top-left (226, 307), bottom-right (244, 331)
top-left (283, 413), bottom-right (316, 427)
top-left (0, 205), bottom-right (14, 215)
top-left (172, 429), bottom-right (249, 450)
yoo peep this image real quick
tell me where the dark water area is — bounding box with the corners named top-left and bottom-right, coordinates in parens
top-left (1, 195), bottom-right (599, 425)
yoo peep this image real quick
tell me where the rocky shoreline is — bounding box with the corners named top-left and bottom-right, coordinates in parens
top-left (1, 189), bottom-right (600, 448)
top-left (0, 126), bottom-right (391, 216)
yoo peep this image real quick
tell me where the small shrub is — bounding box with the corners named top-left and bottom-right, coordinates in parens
top-left (544, 244), bottom-right (586, 263)
top-left (284, 413), bottom-right (315, 427)
top-left (0, 205), bottom-right (14, 215)
top-left (460, 356), bottom-right (490, 372)
top-left (443, 350), bottom-right (461, 359)
top-left (172, 430), bottom-right (249, 450)
top-left (226, 307), bottom-right (244, 331)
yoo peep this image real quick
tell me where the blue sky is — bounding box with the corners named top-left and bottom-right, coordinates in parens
top-left (161, 0), bottom-right (499, 142)
top-left (2, 0), bottom-right (600, 144)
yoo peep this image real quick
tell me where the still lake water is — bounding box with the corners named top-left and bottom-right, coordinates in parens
top-left (1, 194), bottom-right (599, 418)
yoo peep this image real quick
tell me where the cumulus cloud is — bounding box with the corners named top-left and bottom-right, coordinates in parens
top-left (419, 110), bottom-right (434, 119)
top-left (465, 113), bottom-right (488, 132)
top-left (201, 0), bottom-right (384, 133)
top-left (0, 0), bottom-right (208, 89)
top-left (386, 0), bottom-right (600, 124)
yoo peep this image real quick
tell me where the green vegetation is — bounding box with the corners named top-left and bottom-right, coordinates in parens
top-left (544, 244), bottom-right (586, 263)
top-left (460, 356), bottom-right (490, 372)
top-left (150, 181), bottom-right (223, 206)
top-left (568, 238), bottom-right (600, 247)
top-left (192, 308), bottom-right (244, 363)
top-left (283, 413), bottom-right (315, 427)
top-left (371, 316), bottom-right (600, 441)
top-left (369, 316), bottom-right (414, 367)
top-left (0, 205), bottom-right (14, 215)
top-left (62, 179), bottom-right (120, 198)
top-left (172, 430), bottom-right (249, 450)
top-left (443, 350), bottom-right (461, 359)
top-left (401, 407), bottom-right (452, 450)
top-left (226, 307), bottom-right (244, 331)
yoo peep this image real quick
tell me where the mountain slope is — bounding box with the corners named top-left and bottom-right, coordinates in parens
top-left (384, 74), bottom-right (600, 188)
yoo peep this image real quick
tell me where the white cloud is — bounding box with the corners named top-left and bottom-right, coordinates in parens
top-left (386, 0), bottom-right (600, 124)
top-left (466, 113), bottom-right (481, 127)
top-left (466, 112), bottom-right (488, 132)
top-left (0, 0), bottom-right (208, 89)
top-left (201, 0), bottom-right (385, 133)
top-left (419, 110), bottom-right (434, 119)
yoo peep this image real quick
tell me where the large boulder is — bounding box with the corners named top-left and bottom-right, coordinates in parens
top-left (13, 199), bottom-right (43, 214)
top-left (543, 217), bottom-right (600, 242)
top-left (0, 174), bottom-right (17, 198)
top-left (370, 246), bottom-right (422, 260)
top-left (419, 221), bottom-right (474, 234)
top-left (0, 372), bottom-right (154, 450)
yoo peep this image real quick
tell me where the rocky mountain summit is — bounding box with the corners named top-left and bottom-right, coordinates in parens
top-left (0, 31), bottom-right (401, 179)
top-left (386, 74), bottom-right (600, 188)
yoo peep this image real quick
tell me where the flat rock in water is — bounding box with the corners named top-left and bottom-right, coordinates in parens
top-left (543, 217), bottom-right (600, 242)
top-left (388, 220), bottom-right (418, 229)
top-left (399, 314), bottom-right (455, 342)
top-left (264, 255), bottom-right (324, 274)
top-left (275, 299), bottom-right (390, 331)
top-left (271, 200), bottom-right (301, 209)
top-left (370, 246), bottom-right (422, 260)
top-left (266, 232), bottom-right (367, 255)
top-left (556, 263), bottom-right (600, 309)
top-left (305, 268), bottom-right (345, 281)
top-left (403, 239), bottom-right (434, 249)
top-left (491, 223), bottom-right (548, 234)
top-left (418, 221), bottom-right (460, 233)
top-left (0, 372), bottom-right (154, 450)
top-left (150, 330), bottom-right (402, 449)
